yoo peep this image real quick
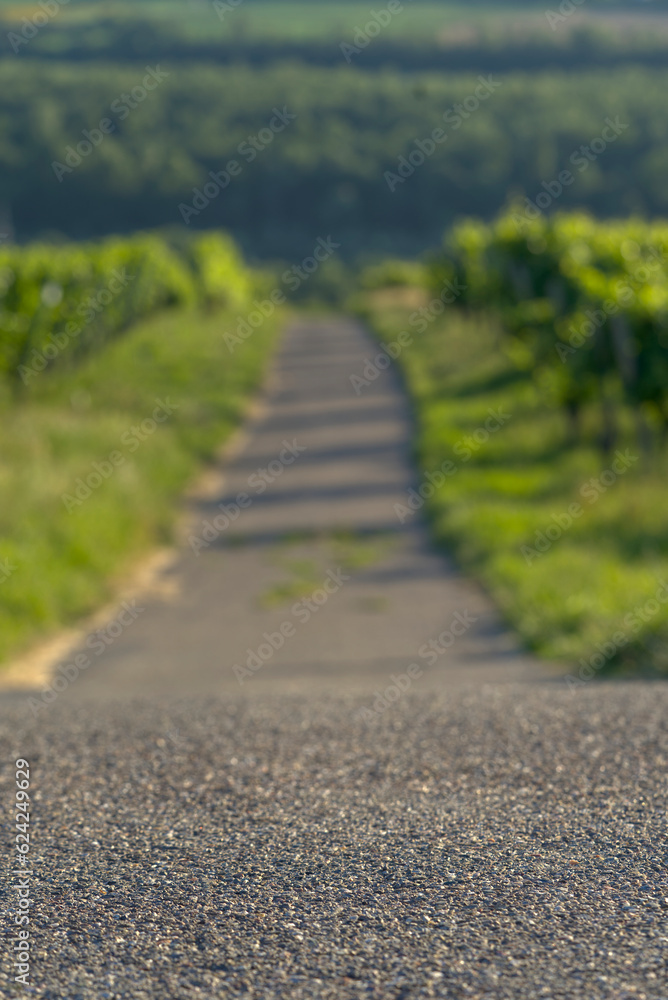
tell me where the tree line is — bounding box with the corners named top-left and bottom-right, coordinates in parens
top-left (1, 60), bottom-right (667, 259)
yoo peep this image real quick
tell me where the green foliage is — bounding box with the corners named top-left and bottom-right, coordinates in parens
top-left (432, 209), bottom-right (668, 451)
top-left (0, 301), bottom-right (281, 666)
top-left (363, 296), bottom-right (668, 675)
top-left (2, 59), bottom-right (668, 259)
top-left (0, 224), bottom-right (278, 666)
top-left (361, 259), bottom-right (427, 290)
top-left (0, 231), bottom-right (253, 387)
top-left (187, 232), bottom-right (252, 311)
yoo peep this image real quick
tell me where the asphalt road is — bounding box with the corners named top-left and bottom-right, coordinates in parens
top-left (0, 318), bottom-right (666, 999)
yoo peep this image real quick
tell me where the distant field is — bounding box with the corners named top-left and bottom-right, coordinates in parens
top-left (2, 0), bottom-right (667, 42)
top-left (0, 1), bottom-right (534, 38)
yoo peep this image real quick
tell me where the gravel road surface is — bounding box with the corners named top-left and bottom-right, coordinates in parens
top-left (0, 319), bottom-right (666, 999)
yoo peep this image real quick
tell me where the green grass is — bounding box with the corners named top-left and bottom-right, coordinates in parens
top-left (362, 297), bottom-right (668, 676)
top-left (0, 304), bottom-right (281, 666)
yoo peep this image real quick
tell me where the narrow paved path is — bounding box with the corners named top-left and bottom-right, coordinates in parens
top-left (0, 319), bottom-right (666, 1000)
top-left (65, 316), bottom-right (536, 698)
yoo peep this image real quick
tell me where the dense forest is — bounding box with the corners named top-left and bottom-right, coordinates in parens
top-left (0, 1), bottom-right (667, 259)
top-left (0, 61), bottom-right (667, 260)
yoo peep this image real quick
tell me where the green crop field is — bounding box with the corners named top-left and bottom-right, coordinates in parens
top-left (359, 211), bottom-right (668, 677)
top-left (0, 301), bottom-right (281, 664)
top-left (0, 231), bottom-right (282, 665)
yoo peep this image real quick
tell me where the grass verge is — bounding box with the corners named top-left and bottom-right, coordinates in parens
top-left (360, 294), bottom-right (668, 678)
top-left (0, 305), bottom-right (281, 667)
